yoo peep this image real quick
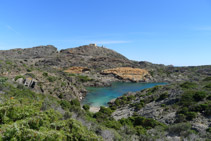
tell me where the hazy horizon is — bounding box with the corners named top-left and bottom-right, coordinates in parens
top-left (0, 0), bottom-right (211, 66)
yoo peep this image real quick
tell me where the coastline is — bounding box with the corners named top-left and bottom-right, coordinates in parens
top-left (89, 106), bottom-right (100, 113)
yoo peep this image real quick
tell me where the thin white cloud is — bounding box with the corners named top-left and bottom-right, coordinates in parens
top-left (5, 25), bottom-right (21, 35)
top-left (6, 25), bottom-right (13, 30)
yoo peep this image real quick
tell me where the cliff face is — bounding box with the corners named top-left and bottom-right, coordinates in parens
top-left (102, 67), bottom-right (151, 82)
top-left (64, 67), bottom-right (90, 74)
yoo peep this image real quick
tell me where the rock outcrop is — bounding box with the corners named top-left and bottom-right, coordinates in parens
top-left (64, 67), bottom-right (90, 74)
top-left (16, 77), bottom-right (37, 88)
top-left (101, 67), bottom-right (151, 82)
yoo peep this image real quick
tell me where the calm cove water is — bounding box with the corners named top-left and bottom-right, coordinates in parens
top-left (82, 82), bottom-right (166, 107)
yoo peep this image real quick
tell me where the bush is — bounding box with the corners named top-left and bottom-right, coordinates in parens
top-left (70, 99), bottom-right (80, 107)
top-left (186, 112), bottom-right (197, 120)
top-left (180, 91), bottom-right (195, 106)
top-left (0, 76), bottom-right (8, 84)
top-left (77, 75), bottom-right (93, 82)
top-left (193, 103), bottom-right (209, 112)
top-left (60, 100), bottom-right (71, 109)
top-left (203, 77), bottom-right (211, 81)
top-left (193, 91), bottom-right (206, 101)
top-left (180, 91), bottom-right (207, 107)
top-left (168, 122), bottom-right (191, 135)
top-left (94, 107), bottom-right (113, 122)
top-left (103, 120), bottom-right (122, 130)
top-left (134, 102), bottom-right (144, 111)
top-left (180, 82), bottom-right (197, 89)
top-left (177, 107), bottom-right (197, 121)
top-left (206, 127), bottom-right (211, 133)
top-left (113, 95), bottom-right (135, 107)
top-left (83, 104), bottom-right (90, 111)
top-left (47, 76), bottom-right (57, 82)
top-left (204, 108), bottom-right (211, 116)
top-left (99, 106), bottom-right (113, 116)
top-left (0, 87), bottom-right (101, 140)
top-left (14, 75), bottom-right (25, 81)
top-left (156, 92), bottom-right (168, 101)
top-left (204, 83), bottom-right (211, 89)
top-left (176, 114), bottom-right (186, 122)
top-left (42, 72), bottom-right (48, 77)
top-left (135, 126), bottom-right (147, 135)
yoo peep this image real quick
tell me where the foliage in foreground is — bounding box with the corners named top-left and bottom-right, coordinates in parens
top-left (0, 83), bottom-right (102, 141)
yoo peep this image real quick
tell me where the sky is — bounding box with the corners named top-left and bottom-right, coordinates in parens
top-left (0, 0), bottom-right (211, 66)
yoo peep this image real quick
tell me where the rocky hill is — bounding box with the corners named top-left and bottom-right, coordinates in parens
top-left (36, 44), bottom-right (136, 71)
top-left (0, 45), bottom-right (57, 59)
top-left (108, 78), bottom-right (211, 140)
top-left (0, 44), bottom-right (211, 140)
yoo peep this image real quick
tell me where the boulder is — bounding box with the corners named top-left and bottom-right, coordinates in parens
top-left (16, 77), bottom-right (37, 88)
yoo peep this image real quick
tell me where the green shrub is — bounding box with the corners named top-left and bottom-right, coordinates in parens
top-left (61, 82), bottom-right (66, 87)
top-left (42, 72), bottom-right (48, 77)
top-left (193, 103), bottom-right (209, 112)
top-left (203, 77), bottom-right (211, 81)
top-left (70, 99), bottom-right (80, 107)
top-left (168, 122), bottom-right (191, 136)
top-left (103, 120), bottom-right (122, 130)
top-left (156, 92), bottom-right (168, 101)
top-left (135, 126), bottom-right (147, 135)
top-left (186, 112), bottom-right (197, 120)
top-left (26, 68), bottom-right (32, 72)
top-left (14, 75), bottom-right (25, 81)
top-left (206, 127), bottom-right (211, 133)
top-left (134, 102), bottom-right (144, 111)
top-left (0, 76), bottom-right (8, 84)
top-left (193, 91), bottom-right (206, 101)
top-left (60, 100), bottom-right (71, 109)
top-left (204, 107), bottom-right (211, 116)
top-left (109, 105), bottom-right (117, 110)
top-left (47, 76), bottom-right (57, 82)
top-left (83, 104), bottom-right (90, 111)
top-left (161, 104), bottom-right (166, 107)
top-left (113, 95), bottom-right (135, 107)
top-left (204, 83), bottom-right (211, 89)
top-left (180, 91), bottom-right (195, 106)
top-left (176, 114), bottom-right (186, 122)
top-left (180, 82), bottom-right (197, 89)
top-left (67, 73), bottom-right (76, 77)
top-left (149, 86), bottom-right (159, 93)
top-left (94, 107), bottom-right (113, 122)
top-left (99, 106), bottom-right (113, 116)
top-left (177, 107), bottom-right (197, 121)
top-left (77, 75), bottom-right (93, 82)
top-left (119, 118), bottom-right (133, 127)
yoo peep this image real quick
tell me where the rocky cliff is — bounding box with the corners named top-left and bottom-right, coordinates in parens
top-left (102, 67), bottom-right (152, 82)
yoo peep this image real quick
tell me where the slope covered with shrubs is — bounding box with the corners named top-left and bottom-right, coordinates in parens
top-left (0, 80), bottom-right (102, 140)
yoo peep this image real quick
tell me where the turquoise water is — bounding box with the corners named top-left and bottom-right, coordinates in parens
top-left (82, 82), bottom-right (166, 107)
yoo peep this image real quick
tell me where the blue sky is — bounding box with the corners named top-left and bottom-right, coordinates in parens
top-left (0, 0), bottom-right (211, 66)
